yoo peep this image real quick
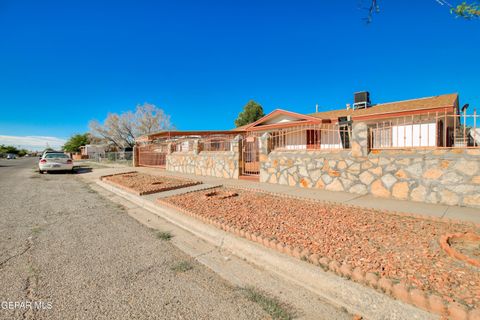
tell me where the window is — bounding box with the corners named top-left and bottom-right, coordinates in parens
top-left (306, 129), bottom-right (321, 149)
top-left (45, 153), bottom-right (69, 158)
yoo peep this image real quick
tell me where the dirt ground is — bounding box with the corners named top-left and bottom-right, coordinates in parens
top-left (164, 186), bottom-right (480, 310)
top-left (103, 171), bottom-right (200, 195)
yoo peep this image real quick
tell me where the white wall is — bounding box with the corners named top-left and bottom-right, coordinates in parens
top-left (372, 120), bottom-right (437, 148)
top-left (393, 122), bottom-right (436, 147)
top-left (277, 129), bottom-right (343, 150)
top-left (262, 114), bottom-right (303, 125)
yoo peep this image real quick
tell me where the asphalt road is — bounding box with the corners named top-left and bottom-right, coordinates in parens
top-left (0, 158), bottom-right (268, 320)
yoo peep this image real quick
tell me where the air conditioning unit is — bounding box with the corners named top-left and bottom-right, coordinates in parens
top-left (353, 91), bottom-right (371, 109)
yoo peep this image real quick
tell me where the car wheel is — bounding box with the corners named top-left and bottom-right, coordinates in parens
top-left (38, 170), bottom-right (43, 174)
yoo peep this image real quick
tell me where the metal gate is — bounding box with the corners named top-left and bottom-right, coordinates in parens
top-left (240, 134), bottom-right (260, 176)
top-left (137, 142), bottom-right (168, 167)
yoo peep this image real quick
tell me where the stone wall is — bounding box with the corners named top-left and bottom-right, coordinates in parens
top-left (166, 137), bottom-right (240, 179)
top-left (260, 147), bottom-right (480, 208)
top-left (166, 151), bottom-right (240, 179)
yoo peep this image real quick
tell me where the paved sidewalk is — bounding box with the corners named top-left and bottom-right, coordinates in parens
top-left (78, 162), bottom-right (480, 225)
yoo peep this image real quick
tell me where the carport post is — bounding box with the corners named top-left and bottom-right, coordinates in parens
top-left (132, 145), bottom-right (139, 167)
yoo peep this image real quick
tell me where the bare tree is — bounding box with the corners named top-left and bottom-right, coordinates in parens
top-left (89, 103), bottom-right (173, 149)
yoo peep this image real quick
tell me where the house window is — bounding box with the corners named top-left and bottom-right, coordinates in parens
top-left (306, 129), bottom-right (321, 149)
top-left (270, 131), bottom-right (285, 150)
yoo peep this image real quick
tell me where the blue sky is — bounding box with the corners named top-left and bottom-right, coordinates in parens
top-left (1, 0), bottom-right (479, 148)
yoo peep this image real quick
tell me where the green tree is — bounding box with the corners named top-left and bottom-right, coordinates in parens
top-left (0, 145), bottom-right (19, 154)
top-left (17, 149), bottom-right (28, 157)
top-left (63, 133), bottom-right (90, 153)
top-left (0, 145), bottom-right (29, 157)
top-left (234, 100), bottom-right (265, 128)
top-left (452, 2), bottom-right (480, 19)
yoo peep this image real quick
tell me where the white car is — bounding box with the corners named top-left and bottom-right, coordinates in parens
top-left (39, 153), bottom-right (74, 173)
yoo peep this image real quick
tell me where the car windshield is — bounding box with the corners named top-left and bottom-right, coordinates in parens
top-left (45, 153), bottom-right (69, 159)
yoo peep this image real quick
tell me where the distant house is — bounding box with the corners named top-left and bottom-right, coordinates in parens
top-left (80, 144), bottom-right (107, 159)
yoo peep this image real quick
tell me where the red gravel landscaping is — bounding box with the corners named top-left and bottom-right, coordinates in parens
top-left (162, 187), bottom-right (480, 311)
top-left (102, 172), bottom-right (200, 195)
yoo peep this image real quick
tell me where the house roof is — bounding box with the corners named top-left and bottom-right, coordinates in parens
top-left (309, 93), bottom-right (458, 121)
top-left (242, 109), bottom-right (322, 131)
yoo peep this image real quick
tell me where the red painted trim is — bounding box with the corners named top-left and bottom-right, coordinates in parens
top-left (244, 109), bottom-right (322, 130)
top-left (349, 106), bottom-right (455, 121)
top-left (247, 120), bottom-right (324, 131)
top-left (142, 130), bottom-right (243, 141)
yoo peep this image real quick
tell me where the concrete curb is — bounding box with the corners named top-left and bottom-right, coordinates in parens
top-left (96, 179), bottom-right (437, 320)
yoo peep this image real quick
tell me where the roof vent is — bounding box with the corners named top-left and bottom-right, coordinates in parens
top-left (353, 91), bottom-right (371, 110)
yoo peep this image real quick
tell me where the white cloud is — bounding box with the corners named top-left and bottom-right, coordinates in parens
top-left (0, 135), bottom-right (67, 151)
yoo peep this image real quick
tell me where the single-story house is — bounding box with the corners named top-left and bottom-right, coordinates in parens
top-left (240, 92), bottom-right (460, 150)
top-left (134, 92), bottom-right (480, 208)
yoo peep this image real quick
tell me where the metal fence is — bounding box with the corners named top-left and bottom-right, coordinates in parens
top-left (137, 143), bottom-right (168, 167)
top-left (369, 111), bottom-right (480, 149)
top-left (172, 139), bottom-right (194, 152)
top-left (199, 135), bottom-right (235, 152)
top-left (269, 124), bottom-right (352, 151)
top-left (94, 152), bottom-right (133, 165)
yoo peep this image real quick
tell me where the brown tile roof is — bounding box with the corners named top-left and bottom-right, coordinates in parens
top-left (309, 93), bottom-right (458, 120)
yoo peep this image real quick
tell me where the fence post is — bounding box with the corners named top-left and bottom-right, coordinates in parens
top-left (351, 122), bottom-right (369, 157)
top-left (259, 132), bottom-right (271, 182)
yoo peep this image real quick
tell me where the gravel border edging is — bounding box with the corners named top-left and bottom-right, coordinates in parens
top-left (100, 172), bottom-right (202, 196)
top-left (439, 233), bottom-right (480, 268)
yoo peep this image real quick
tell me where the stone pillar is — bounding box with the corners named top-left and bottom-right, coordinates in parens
top-left (259, 132), bottom-right (271, 156)
top-left (231, 135), bottom-right (242, 179)
top-left (350, 122), bottom-right (369, 157)
top-left (259, 132), bottom-right (271, 182)
top-left (132, 145), bottom-right (139, 167)
top-left (192, 139), bottom-right (200, 155)
top-left (167, 142), bottom-right (174, 154)
top-left (231, 135), bottom-right (242, 153)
